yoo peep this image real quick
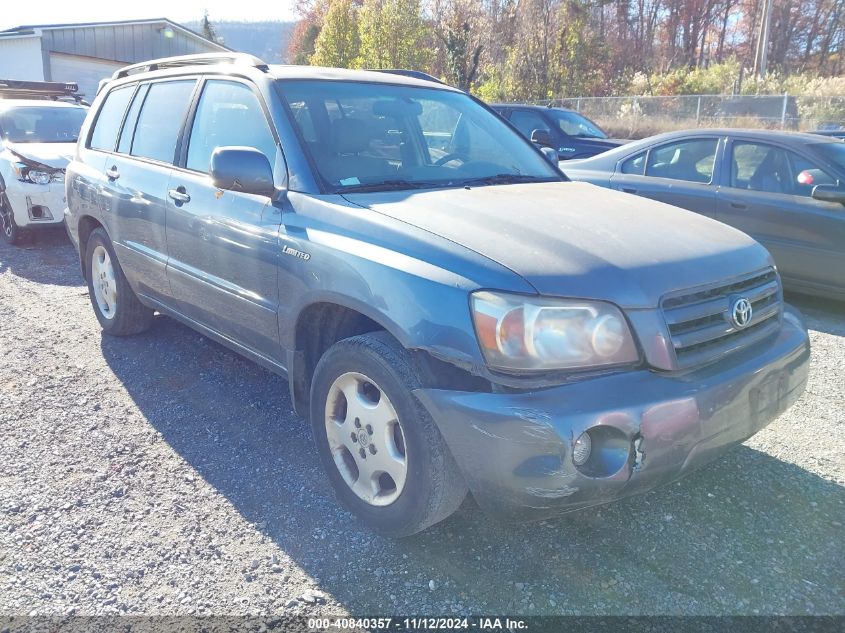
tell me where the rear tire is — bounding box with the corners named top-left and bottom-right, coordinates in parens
top-left (85, 228), bottom-right (154, 336)
top-left (1, 194), bottom-right (25, 246)
top-left (310, 331), bottom-right (468, 537)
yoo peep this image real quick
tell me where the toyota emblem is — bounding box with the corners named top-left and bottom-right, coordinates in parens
top-left (731, 298), bottom-right (753, 328)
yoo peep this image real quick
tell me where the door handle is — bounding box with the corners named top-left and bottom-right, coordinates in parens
top-left (168, 188), bottom-right (191, 204)
top-left (730, 201), bottom-right (747, 209)
top-left (105, 166), bottom-right (120, 180)
top-left (622, 187), bottom-right (637, 194)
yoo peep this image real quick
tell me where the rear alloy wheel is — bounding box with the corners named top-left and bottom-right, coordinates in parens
top-left (311, 331), bottom-right (468, 537)
top-left (85, 228), bottom-right (154, 336)
top-left (91, 244), bottom-right (118, 320)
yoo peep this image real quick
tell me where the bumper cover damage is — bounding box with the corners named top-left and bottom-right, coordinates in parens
top-left (414, 315), bottom-right (810, 520)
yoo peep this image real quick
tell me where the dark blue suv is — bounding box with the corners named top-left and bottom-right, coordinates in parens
top-left (493, 104), bottom-right (627, 160)
top-left (66, 54), bottom-right (810, 536)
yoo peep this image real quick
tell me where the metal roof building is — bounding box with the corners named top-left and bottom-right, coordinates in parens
top-left (0, 19), bottom-right (229, 98)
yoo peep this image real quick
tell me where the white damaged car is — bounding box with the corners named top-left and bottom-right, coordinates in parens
top-left (0, 99), bottom-right (87, 244)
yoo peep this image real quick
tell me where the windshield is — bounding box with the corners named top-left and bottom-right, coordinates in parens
top-left (277, 80), bottom-right (561, 192)
top-left (548, 110), bottom-right (607, 139)
top-left (0, 106), bottom-right (87, 143)
top-left (814, 142), bottom-right (845, 174)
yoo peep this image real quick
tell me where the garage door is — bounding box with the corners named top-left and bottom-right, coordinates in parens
top-left (49, 53), bottom-right (124, 101)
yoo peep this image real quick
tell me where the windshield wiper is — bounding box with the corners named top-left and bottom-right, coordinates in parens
top-left (338, 179), bottom-right (443, 193)
top-left (458, 174), bottom-right (552, 187)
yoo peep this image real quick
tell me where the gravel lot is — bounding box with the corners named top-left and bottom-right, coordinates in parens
top-left (1, 229), bottom-right (843, 618)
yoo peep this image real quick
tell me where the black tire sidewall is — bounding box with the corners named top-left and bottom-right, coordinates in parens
top-left (310, 336), bottom-right (451, 536)
top-left (1, 195), bottom-right (22, 245)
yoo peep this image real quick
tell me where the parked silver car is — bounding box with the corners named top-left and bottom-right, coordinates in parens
top-left (563, 129), bottom-right (845, 301)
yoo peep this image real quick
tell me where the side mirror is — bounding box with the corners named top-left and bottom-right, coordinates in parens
top-left (540, 146), bottom-right (558, 164)
top-left (530, 128), bottom-right (553, 148)
top-left (210, 146), bottom-right (275, 197)
top-left (811, 184), bottom-right (845, 205)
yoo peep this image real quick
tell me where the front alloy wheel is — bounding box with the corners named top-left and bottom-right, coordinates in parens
top-left (310, 331), bottom-right (468, 537)
top-left (324, 372), bottom-right (408, 506)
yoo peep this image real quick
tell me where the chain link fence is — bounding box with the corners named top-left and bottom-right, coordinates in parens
top-left (541, 95), bottom-right (845, 138)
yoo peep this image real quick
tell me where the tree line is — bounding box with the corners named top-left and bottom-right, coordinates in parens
top-left (286, 0), bottom-right (844, 99)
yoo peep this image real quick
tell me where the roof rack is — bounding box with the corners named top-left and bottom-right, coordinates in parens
top-left (371, 69), bottom-right (445, 85)
top-left (0, 79), bottom-right (85, 103)
top-left (111, 53), bottom-right (269, 81)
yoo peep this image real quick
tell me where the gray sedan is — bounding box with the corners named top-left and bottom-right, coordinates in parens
top-left (562, 129), bottom-right (845, 301)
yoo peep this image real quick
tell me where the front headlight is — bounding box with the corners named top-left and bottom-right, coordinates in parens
top-left (13, 163), bottom-right (61, 185)
top-left (28, 170), bottom-right (52, 185)
top-left (470, 291), bottom-right (639, 372)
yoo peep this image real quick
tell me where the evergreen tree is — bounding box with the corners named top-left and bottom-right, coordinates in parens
top-left (200, 10), bottom-right (219, 43)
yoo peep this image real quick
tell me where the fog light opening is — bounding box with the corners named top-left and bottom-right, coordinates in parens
top-left (572, 431), bottom-right (592, 466)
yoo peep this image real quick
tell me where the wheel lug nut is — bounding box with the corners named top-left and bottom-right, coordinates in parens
top-left (354, 418), bottom-right (361, 429)
top-left (365, 424), bottom-right (373, 435)
top-left (359, 448), bottom-right (366, 459)
top-left (350, 433), bottom-right (357, 443)
top-left (368, 445), bottom-right (377, 455)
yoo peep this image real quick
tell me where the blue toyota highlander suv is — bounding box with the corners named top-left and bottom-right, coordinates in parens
top-left (65, 54), bottom-right (810, 536)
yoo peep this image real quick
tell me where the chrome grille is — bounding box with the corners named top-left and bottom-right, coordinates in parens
top-left (662, 268), bottom-right (782, 368)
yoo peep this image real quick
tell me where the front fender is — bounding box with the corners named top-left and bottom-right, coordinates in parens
top-left (278, 192), bottom-right (536, 372)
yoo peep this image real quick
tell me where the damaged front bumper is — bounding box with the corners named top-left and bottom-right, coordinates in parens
top-left (414, 308), bottom-right (810, 521)
top-left (5, 182), bottom-right (67, 228)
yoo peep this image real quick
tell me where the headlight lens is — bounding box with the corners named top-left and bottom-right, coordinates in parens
top-left (28, 170), bottom-right (52, 185)
top-left (14, 163), bottom-right (61, 185)
top-left (471, 291), bottom-right (639, 371)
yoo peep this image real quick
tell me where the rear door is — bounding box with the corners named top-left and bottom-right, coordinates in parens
top-left (73, 83), bottom-right (133, 244)
top-left (610, 136), bottom-right (721, 218)
top-left (165, 78), bottom-right (283, 359)
top-left (716, 137), bottom-right (845, 294)
top-left (99, 78), bottom-right (197, 301)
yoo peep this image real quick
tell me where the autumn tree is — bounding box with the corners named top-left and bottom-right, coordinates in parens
top-left (288, 0), bottom-right (331, 63)
top-left (311, 0), bottom-right (361, 67)
top-left (432, 0), bottom-right (485, 89)
top-left (357, 0), bottom-right (429, 68)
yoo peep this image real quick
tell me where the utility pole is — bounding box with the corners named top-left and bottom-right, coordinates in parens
top-left (753, 0), bottom-right (773, 78)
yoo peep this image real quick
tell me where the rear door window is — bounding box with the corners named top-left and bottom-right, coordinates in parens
top-left (130, 80), bottom-right (196, 164)
top-left (186, 80), bottom-right (277, 174)
top-left (645, 139), bottom-right (718, 183)
top-left (89, 86), bottom-right (134, 152)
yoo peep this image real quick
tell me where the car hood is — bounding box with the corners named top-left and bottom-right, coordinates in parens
top-left (5, 141), bottom-right (75, 169)
top-left (561, 137), bottom-right (628, 153)
top-left (342, 181), bottom-right (772, 309)
top-left (577, 137), bottom-right (628, 148)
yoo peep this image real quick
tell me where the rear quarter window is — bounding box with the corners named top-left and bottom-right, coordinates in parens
top-left (620, 151), bottom-right (645, 175)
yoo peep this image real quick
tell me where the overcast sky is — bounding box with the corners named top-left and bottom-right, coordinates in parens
top-left (0, 0), bottom-right (298, 31)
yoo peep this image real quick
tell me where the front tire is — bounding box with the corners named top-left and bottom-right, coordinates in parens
top-left (85, 228), bottom-right (154, 336)
top-left (1, 194), bottom-right (25, 246)
top-left (310, 331), bottom-right (468, 537)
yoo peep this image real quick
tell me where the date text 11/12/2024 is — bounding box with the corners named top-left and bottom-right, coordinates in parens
top-left (307, 617), bottom-right (529, 630)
